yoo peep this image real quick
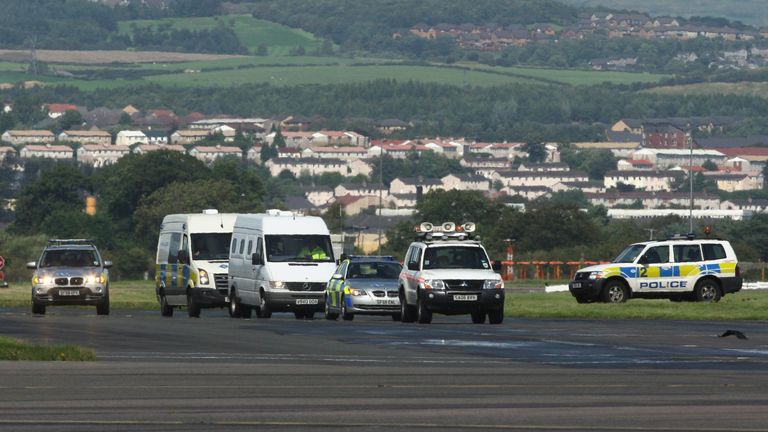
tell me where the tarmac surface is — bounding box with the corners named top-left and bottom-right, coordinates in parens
top-left (1, 307), bottom-right (768, 431)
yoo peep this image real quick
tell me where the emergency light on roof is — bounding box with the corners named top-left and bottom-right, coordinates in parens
top-left (415, 222), bottom-right (476, 233)
top-left (202, 209), bottom-right (219, 215)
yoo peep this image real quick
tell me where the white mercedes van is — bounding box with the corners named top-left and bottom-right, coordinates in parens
top-left (155, 210), bottom-right (236, 318)
top-left (228, 210), bottom-right (336, 319)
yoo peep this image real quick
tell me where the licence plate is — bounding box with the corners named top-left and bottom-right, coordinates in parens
top-left (59, 290), bottom-right (80, 296)
top-left (296, 298), bottom-right (318, 305)
top-left (453, 295), bottom-right (477, 301)
top-left (376, 300), bottom-right (397, 305)
top-left (572, 282), bottom-right (582, 288)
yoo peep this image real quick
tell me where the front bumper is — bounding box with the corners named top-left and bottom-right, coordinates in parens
top-left (346, 295), bottom-right (400, 315)
top-left (32, 286), bottom-right (107, 306)
top-left (721, 276), bottom-right (743, 295)
top-left (568, 279), bottom-right (606, 299)
top-left (264, 290), bottom-right (324, 312)
top-left (190, 288), bottom-right (228, 308)
top-left (418, 289), bottom-right (504, 315)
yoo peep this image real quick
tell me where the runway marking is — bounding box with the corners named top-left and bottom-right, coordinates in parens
top-left (0, 419), bottom-right (765, 432)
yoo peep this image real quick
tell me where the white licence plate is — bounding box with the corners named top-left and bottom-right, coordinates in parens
top-left (453, 295), bottom-right (477, 301)
top-left (295, 298), bottom-right (318, 305)
top-left (572, 282), bottom-right (582, 288)
top-left (59, 290), bottom-right (80, 296)
top-left (376, 300), bottom-right (397, 305)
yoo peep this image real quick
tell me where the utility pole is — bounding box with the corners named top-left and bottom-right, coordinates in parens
top-left (688, 133), bottom-right (694, 235)
top-left (644, 228), bottom-right (655, 241)
top-left (377, 154), bottom-right (383, 255)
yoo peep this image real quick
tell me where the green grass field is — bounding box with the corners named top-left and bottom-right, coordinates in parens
top-left (648, 81), bottom-right (768, 99)
top-left (0, 336), bottom-right (96, 361)
top-left (118, 15), bottom-right (324, 56)
top-left (3, 279), bottom-right (768, 320)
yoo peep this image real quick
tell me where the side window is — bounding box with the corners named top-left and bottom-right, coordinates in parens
top-left (231, 237), bottom-right (238, 254)
top-left (674, 244), bottom-right (703, 263)
top-left (255, 237), bottom-right (263, 261)
top-left (182, 235), bottom-right (189, 257)
top-left (167, 232), bottom-right (181, 264)
top-left (338, 262), bottom-right (348, 278)
top-left (641, 245), bottom-right (669, 265)
top-left (247, 239), bottom-right (253, 256)
top-left (157, 233), bottom-right (171, 264)
top-left (408, 247), bottom-right (422, 270)
top-left (239, 239), bottom-right (245, 255)
top-left (702, 243), bottom-right (727, 261)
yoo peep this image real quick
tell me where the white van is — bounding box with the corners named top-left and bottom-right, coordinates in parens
top-left (155, 210), bottom-right (236, 318)
top-left (228, 210), bottom-right (336, 319)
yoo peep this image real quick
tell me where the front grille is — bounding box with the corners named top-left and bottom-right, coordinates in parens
top-left (55, 278), bottom-right (68, 286)
top-left (286, 282), bottom-right (326, 292)
top-left (356, 304), bottom-right (399, 311)
top-left (214, 273), bottom-right (228, 290)
top-left (372, 291), bottom-right (385, 297)
top-left (443, 280), bottom-right (484, 290)
top-left (70, 277), bottom-right (84, 286)
top-left (387, 291), bottom-right (398, 298)
top-left (574, 272), bottom-right (589, 281)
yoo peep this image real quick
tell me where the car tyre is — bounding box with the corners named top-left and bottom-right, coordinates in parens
top-left (187, 294), bottom-right (201, 318)
top-left (341, 295), bottom-right (354, 321)
top-left (471, 311), bottom-right (486, 324)
top-left (294, 311), bottom-right (305, 319)
top-left (601, 280), bottom-right (629, 304)
top-left (160, 294), bottom-right (173, 317)
top-left (488, 308), bottom-right (504, 325)
top-left (304, 312), bottom-right (315, 320)
top-left (32, 303), bottom-right (45, 315)
top-left (400, 292), bottom-right (417, 323)
top-left (391, 313), bottom-right (401, 321)
top-left (228, 289), bottom-right (242, 318)
top-left (695, 279), bottom-right (722, 303)
top-left (417, 297), bottom-right (432, 324)
top-left (325, 296), bottom-right (339, 320)
top-left (257, 290), bottom-right (272, 318)
top-left (96, 296), bottom-right (110, 316)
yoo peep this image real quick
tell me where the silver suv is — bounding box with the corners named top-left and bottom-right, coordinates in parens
top-left (399, 222), bottom-right (505, 324)
top-left (27, 239), bottom-right (112, 315)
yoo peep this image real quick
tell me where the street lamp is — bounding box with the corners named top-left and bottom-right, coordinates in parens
top-left (688, 132), bottom-right (694, 235)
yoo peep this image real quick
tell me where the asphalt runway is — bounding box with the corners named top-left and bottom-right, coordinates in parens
top-left (1, 307), bottom-right (768, 431)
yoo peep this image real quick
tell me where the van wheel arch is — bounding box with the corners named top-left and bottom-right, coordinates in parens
top-left (601, 277), bottom-right (630, 303)
top-left (694, 277), bottom-right (723, 302)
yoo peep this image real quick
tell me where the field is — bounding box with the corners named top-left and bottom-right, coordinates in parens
top-left (0, 336), bottom-right (95, 361)
top-left (3, 279), bottom-right (768, 320)
top-left (117, 15), bottom-right (323, 56)
top-left (648, 81), bottom-right (768, 99)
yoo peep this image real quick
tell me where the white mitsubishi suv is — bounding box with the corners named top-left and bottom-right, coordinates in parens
top-left (398, 222), bottom-right (505, 324)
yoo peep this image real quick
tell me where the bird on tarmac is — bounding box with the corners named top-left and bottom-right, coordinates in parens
top-left (719, 330), bottom-right (748, 340)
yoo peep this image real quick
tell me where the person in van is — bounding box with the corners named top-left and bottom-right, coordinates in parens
top-left (298, 240), bottom-right (328, 260)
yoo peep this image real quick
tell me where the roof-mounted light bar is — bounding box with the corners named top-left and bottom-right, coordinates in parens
top-left (414, 222), bottom-right (477, 241)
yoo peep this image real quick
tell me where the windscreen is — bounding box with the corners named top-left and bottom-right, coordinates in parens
top-left (265, 235), bottom-right (334, 263)
top-left (191, 233), bottom-right (232, 261)
top-left (422, 246), bottom-right (490, 270)
top-left (41, 250), bottom-right (99, 268)
top-left (613, 244), bottom-right (645, 263)
top-left (347, 262), bottom-right (403, 279)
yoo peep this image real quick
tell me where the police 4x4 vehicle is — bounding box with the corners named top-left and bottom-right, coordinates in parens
top-left (324, 255), bottom-right (402, 321)
top-left (27, 239), bottom-right (112, 315)
top-left (569, 235), bottom-right (742, 303)
top-left (399, 222), bottom-right (505, 324)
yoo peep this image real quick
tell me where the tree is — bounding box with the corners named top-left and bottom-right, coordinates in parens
top-left (523, 141), bottom-right (546, 163)
top-left (119, 112), bottom-right (134, 125)
top-left (255, 43), bottom-right (269, 56)
top-left (57, 109), bottom-right (84, 130)
top-left (702, 159), bottom-right (718, 171)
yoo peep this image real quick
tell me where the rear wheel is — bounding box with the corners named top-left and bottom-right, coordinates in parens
top-left (471, 311), bottom-right (486, 324)
top-left (488, 308), bottom-right (504, 325)
top-left (417, 296), bottom-right (432, 324)
top-left (160, 294), bottom-right (173, 317)
top-left (187, 294), bottom-right (201, 318)
top-left (695, 279), bottom-right (722, 303)
top-left (601, 280), bottom-right (629, 304)
top-left (32, 303), bottom-right (45, 315)
top-left (341, 295), bottom-right (354, 321)
top-left (400, 291), bottom-right (417, 323)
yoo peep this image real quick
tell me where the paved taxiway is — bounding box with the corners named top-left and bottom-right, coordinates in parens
top-left (1, 308), bottom-right (768, 431)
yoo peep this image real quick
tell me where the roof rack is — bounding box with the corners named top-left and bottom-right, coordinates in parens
top-left (340, 255), bottom-right (398, 262)
top-left (47, 239), bottom-right (96, 246)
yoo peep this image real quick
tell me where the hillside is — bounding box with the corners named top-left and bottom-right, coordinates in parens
top-left (558, 0), bottom-right (768, 27)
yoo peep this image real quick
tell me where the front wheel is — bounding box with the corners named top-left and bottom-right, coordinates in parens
top-left (488, 308), bottom-right (504, 325)
top-left (325, 296), bottom-right (339, 320)
top-left (160, 294), bottom-right (173, 317)
top-left (187, 294), bottom-right (201, 318)
top-left (257, 291), bottom-right (272, 318)
top-left (32, 303), bottom-right (46, 315)
top-left (417, 297), bottom-right (432, 324)
top-left (96, 296), bottom-right (110, 316)
top-left (341, 296), bottom-right (354, 321)
top-left (601, 280), bottom-right (629, 304)
top-left (400, 292), bottom-right (417, 323)
top-left (471, 311), bottom-right (486, 324)
top-left (695, 279), bottom-right (722, 303)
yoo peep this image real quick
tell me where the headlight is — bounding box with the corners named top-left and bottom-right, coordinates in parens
top-left (483, 279), bottom-right (503, 290)
top-left (85, 274), bottom-right (107, 285)
top-left (421, 279), bottom-right (445, 290)
top-left (35, 287), bottom-right (47, 295)
top-left (349, 288), bottom-right (367, 296)
top-left (199, 269), bottom-right (210, 285)
top-left (588, 271), bottom-right (603, 280)
top-left (33, 275), bottom-right (53, 285)
top-left (269, 280), bottom-right (285, 290)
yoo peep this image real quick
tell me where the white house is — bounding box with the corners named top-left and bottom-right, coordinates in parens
top-left (441, 173), bottom-right (490, 191)
top-left (19, 144), bottom-right (73, 160)
top-left (304, 187), bottom-right (335, 207)
top-left (77, 144), bottom-right (130, 167)
top-left (116, 130), bottom-right (148, 146)
top-left (704, 172), bottom-right (764, 191)
top-left (265, 158), bottom-right (372, 178)
top-left (491, 170), bottom-right (589, 188)
top-left (500, 186), bottom-right (551, 200)
top-left (188, 145), bottom-right (242, 164)
top-left (302, 146), bottom-right (370, 161)
top-left (132, 144), bottom-right (186, 155)
top-left (171, 129), bottom-right (210, 145)
top-left (603, 170), bottom-right (679, 191)
top-left (334, 183), bottom-right (389, 198)
top-left (58, 130), bottom-right (112, 145)
top-left (389, 177), bottom-right (444, 195)
top-left (2, 130), bottom-right (55, 145)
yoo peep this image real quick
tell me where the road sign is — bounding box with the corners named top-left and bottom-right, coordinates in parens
top-left (0, 256), bottom-right (4, 270)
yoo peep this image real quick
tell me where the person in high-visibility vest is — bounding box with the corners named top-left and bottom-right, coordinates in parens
top-left (298, 241), bottom-right (327, 260)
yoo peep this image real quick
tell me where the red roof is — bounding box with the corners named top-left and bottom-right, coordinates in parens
top-left (718, 147), bottom-right (768, 157)
top-left (628, 159), bottom-right (653, 166)
top-left (335, 195), bottom-right (365, 205)
top-left (46, 103), bottom-right (78, 113)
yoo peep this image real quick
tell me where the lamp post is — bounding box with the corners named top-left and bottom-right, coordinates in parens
top-left (688, 132), bottom-right (694, 235)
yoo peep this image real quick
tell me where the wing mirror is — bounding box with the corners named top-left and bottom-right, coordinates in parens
top-left (26, 261), bottom-right (37, 269)
top-left (103, 260), bottom-right (113, 269)
top-left (331, 273), bottom-right (343, 280)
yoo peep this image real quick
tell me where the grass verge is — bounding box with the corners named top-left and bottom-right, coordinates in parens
top-left (0, 280), bottom-right (157, 310)
top-left (0, 336), bottom-right (96, 361)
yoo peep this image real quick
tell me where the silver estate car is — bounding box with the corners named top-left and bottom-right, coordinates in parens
top-left (28, 239), bottom-right (112, 315)
top-left (324, 256), bottom-right (402, 321)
